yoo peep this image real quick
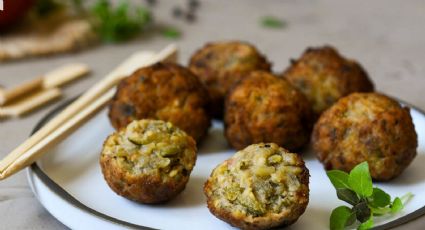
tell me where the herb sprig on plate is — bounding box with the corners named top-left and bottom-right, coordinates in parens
top-left (327, 162), bottom-right (413, 230)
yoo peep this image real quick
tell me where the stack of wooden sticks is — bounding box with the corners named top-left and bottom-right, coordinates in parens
top-left (0, 63), bottom-right (90, 118)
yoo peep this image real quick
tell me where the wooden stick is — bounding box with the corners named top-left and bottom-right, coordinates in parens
top-left (0, 77), bottom-right (43, 105)
top-left (0, 63), bottom-right (88, 109)
top-left (43, 63), bottom-right (90, 88)
top-left (0, 44), bottom-right (177, 180)
top-left (0, 88), bottom-right (61, 118)
top-left (0, 90), bottom-right (114, 179)
top-left (0, 63), bottom-right (89, 109)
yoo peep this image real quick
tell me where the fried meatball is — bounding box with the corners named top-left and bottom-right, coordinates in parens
top-left (224, 71), bottom-right (313, 151)
top-left (189, 41), bottom-right (272, 118)
top-left (100, 119), bottom-right (197, 203)
top-left (312, 93), bottom-right (417, 181)
top-left (204, 143), bottom-right (309, 230)
top-left (283, 45), bottom-right (374, 116)
top-left (108, 62), bottom-right (211, 143)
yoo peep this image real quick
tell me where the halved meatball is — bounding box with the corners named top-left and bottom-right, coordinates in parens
top-left (204, 143), bottom-right (309, 230)
top-left (189, 41), bottom-right (272, 118)
top-left (312, 93), bottom-right (417, 181)
top-left (225, 71), bottom-right (313, 151)
top-left (108, 62), bottom-right (211, 143)
top-left (283, 45), bottom-right (374, 116)
top-left (100, 119), bottom-right (197, 203)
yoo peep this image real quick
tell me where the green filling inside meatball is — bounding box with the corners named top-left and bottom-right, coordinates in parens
top-left (211, 143), bottom-right (308, 217)
top-left (104, 120), bottom-right (195, 181)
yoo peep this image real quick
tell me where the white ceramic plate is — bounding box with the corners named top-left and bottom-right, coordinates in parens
top-left (27, 99), bottom-right (425, 230)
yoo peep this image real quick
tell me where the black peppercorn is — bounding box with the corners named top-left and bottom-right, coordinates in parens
top-left (188, 0), bottom-right (200, 10)
top-left (172, 6), bottom-right (183, 18)
top-left (185, 12), bottom-right (196, 22)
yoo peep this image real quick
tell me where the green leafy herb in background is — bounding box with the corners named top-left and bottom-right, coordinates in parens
top-left (327, 162), bottom-right (413, 230)
top-left (161, 27), bottom-right (181, 39)
top-left (33, 0), bottom-right (153, 42)
top-left (260, 16), bottom-right (286, 29)
top-left (90, 0), bottom-right (152, 42)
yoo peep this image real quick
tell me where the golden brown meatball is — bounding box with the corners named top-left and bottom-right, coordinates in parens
top-left (189, 41), bottom-right (272, 118)
top-left (100, 119), bottom-right (197, 203)
top-left (224, 71), bottom-right (313, 151)
top-left (108, 62), bottom-right (211, 143)
top-left (283, 46), bottom-right (374, 116)
top-left (312, 93), bottom-right (417, 181)
top-left (204, 143), bottom-right (309, 230)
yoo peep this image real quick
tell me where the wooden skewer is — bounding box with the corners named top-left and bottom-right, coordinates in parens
top-left (0, 62), bottom-right (89, 108)
top-left (0, 88), bottom-right (61, 118)
top-left (0, 90), bottom-right (114, 179)
top-left (0, 44), bottom-right (177, 180)
top-left (0, 77), bottom-right (44, 105)
top-left (43, 63), bottom-right (90, 88)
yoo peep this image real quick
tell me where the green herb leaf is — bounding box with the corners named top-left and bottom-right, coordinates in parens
top-left (162, 27), bottom-right (181, 39)
top-left (369, 206), bottom-right (391, 216)
top-left (327, 170), bottom-right (350, 189)
top-left (400, 192), bottom-right (414, 204)
top-left (326, 162), bottom-right (413, 230)
top-left (91, 0), bottom-right (152, 42)
top-left (337, 188), bottom-right (359, 205)
top-left (330, 206), bottom-right (355, 230)
top-left (370, 206), bottom-right (391, 216)
top-left (358, 215), bottom-right (373, 230)
top-left (346, 211), bottom-right (356, 227)
top-left (137, 7), bottom-right (152, 25)
top-left (348, 162), bottom-right (373, 197)
top-left (260, 16), bottom-right (286, 29)
top-left (371, 187), bottom-right (391, 207)
top-left (354, 201), bottom-right (371, 223)
top-left (391, 197), bottom-right (403, 213)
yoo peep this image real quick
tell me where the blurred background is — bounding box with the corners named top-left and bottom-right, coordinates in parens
top-left (0, 0), bottom-right (424, 229)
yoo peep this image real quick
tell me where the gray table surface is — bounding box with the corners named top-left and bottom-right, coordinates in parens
top-left (1, 0), bottom-right (424, 229)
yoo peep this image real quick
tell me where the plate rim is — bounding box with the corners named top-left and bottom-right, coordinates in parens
top-left (26, 96), bottom-right (425, 230)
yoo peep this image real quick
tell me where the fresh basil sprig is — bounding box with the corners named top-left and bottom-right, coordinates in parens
top-left (327, 162), bottom-right (413, 230)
